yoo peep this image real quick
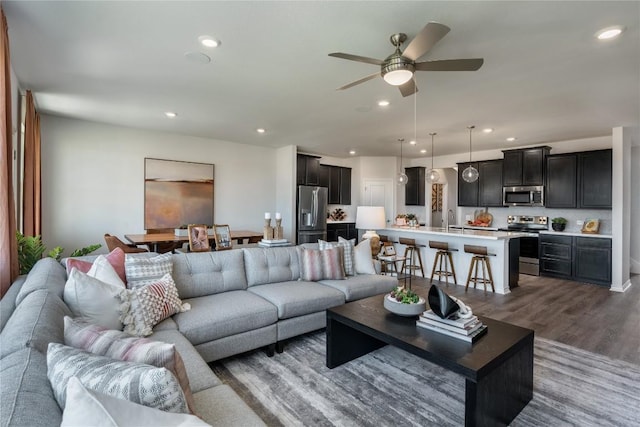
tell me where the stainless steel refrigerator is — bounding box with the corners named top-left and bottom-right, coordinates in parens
top-left (296, 185), bottom-right (328, 244)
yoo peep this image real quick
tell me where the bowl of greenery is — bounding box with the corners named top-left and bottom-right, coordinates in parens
top-left (383, 286), bottom-right (427, 316)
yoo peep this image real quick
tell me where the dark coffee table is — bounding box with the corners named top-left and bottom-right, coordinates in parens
top-left (326, 293), bottom-right (534, 427)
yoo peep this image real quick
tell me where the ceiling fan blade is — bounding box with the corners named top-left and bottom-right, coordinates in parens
top-left (336, 72), bottom-right (380, 91)
top-left (329, 52), bottom-right (383, 66)
top-left (402, 22), bottom-right (450, 61)
top-left (399, 79), bottom-right (418, 97)
top-left (415, 58), bottom-right (484, 71)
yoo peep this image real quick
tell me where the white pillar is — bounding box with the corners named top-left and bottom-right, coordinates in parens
top-left (610, 127), bottom-right (636, 292)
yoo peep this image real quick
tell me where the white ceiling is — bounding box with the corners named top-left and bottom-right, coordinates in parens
top-left (3, 1), bottom-right (639, 158)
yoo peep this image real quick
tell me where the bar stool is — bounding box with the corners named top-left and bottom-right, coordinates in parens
top-left (464, 245), bottom-right (495, 292)
top-left (399, 237), bottom-right (425, 278)
top-left (428, 241), bottom-right (458, 286)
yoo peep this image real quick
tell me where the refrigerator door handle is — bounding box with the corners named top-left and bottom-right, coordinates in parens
top-left (311, 188), bottom-right (317, 228)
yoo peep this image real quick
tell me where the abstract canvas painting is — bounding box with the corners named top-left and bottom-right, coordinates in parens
top-left (144, 158), bottom-right (214, 229)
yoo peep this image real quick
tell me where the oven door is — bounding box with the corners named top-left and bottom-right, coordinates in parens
top-left (519, 235), bottom-right (540, 275)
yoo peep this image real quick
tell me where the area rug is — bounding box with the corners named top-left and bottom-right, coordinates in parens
top-left (211, 332), bottom-right (640, 426)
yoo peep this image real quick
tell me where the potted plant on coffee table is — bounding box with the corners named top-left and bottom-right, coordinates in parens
top-left (551, 217), bottom-right (567, 232)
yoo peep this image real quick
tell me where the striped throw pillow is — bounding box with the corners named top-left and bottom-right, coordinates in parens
top-left (298, 247), bottom-right (345, 281)
top-left (319, 238), bottom-right (355, 276)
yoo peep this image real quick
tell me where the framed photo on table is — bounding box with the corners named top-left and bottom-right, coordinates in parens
top-left (188, 224), bottom-right (211, 252)
top-left (213, 224), bottom-right (233, 251)
top-left (383, 244), bottom-right (396, 256)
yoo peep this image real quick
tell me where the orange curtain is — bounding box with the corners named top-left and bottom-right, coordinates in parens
top-left (0, 8), bottom-right (18, 297)
top-left (23, 90), bottom-right (41, 236)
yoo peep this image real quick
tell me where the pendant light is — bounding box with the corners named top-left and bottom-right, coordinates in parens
top-left (427, 132), bottom-right (440, 183)
top-left (462, 125), bottom-right (479, 183)
top-left (397, 138), bottom-right (408, 185)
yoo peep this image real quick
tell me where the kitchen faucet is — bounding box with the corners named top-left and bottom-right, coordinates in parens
top-left (446, 209), bottom-right (455, 231)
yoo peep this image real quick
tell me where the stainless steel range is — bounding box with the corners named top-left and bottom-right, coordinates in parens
top-left (499, 215), bottom-right (548, 276)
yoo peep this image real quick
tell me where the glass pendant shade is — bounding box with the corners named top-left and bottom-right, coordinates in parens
top-left (427, 168), bottom-right (440, 183)
top-left (397, 171), bottom-right (409, 185)
top-left (462, 165), bottom-right (479, 182)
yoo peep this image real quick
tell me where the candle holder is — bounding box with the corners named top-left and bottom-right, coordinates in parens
top-left (274, 218), bottom-right (283, 240)
top-left (263, 218), bottom-right (274, 240)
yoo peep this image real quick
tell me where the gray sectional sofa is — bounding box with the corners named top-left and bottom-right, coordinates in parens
top-left (1, 244), bottom-right (396, 426)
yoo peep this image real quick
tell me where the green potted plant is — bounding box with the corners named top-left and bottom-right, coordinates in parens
top-left (551, 217), bottom-right (568, 232)
top-left (16, 231), bottom-right (101, 274)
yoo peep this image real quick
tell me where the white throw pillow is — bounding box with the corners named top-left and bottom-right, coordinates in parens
top-left (354, 239), bottom-right (376, 275)
top-left (88, 255), bottom-right (126, 288)
top-left (63, 268), bottom-right (125, 330)
top-left (61, 378), bottom-right (210, 427)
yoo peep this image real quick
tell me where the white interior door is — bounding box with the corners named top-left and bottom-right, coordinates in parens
top-left (362, 179), bottom-right (394, 226)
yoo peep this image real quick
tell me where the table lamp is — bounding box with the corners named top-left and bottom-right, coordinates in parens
top-left (355, 206), bottom-right (386, 256)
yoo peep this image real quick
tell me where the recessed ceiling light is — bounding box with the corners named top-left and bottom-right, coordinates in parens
top-left (256, 128), bottom-right (266, 133)
top-left (506, 137), bottom-right (517, 142)
top-left (349, 150), bottom-right (356, 155)
top-left (198, 35), bottom-right (220, 48)
top-left (595, 26), bottom-right (625, 40)
top-left (482, 128), bottom-right (494, 133)
top-left (409, 140), bottom-right (416, 145)
top-left (377, 100), bottom-right (390, 107)
top-left (164, 112), bottom-right (177, 118)
top-left (420, 149), bottom-right (427, 154)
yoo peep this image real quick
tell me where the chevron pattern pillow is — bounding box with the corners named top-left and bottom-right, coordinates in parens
top-left (125, 253), bottom-right (173, 289)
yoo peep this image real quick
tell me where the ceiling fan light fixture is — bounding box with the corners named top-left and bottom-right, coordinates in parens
top-left (383, 69), bottom-right (414, 86)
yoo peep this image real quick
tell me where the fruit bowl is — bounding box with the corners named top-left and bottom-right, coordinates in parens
top-left (383, 287), bottom-right (426, 316)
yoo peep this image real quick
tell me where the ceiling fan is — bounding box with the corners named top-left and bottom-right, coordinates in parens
top-left (329, 22), bottom-right (484, 97)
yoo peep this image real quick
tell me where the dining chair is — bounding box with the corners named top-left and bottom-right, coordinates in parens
top-left (103, 234), bottom-right (149, 253)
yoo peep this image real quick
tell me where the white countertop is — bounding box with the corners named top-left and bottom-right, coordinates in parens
top-left (382, 226), bottom-right (526, 240)
top-left (539, 230), bottom-right (612, 239)
top-left (447, 224), bottom-right (499, 231)
top-left (326, 220), bottom-right (354, 224)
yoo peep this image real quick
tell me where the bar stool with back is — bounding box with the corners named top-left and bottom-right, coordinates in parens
top-left (399, 237), bottom-right (425, 279)
top-left (428, 241), bottom-right (458, 286)
top-left (464, 244), bottom-right (495, 292)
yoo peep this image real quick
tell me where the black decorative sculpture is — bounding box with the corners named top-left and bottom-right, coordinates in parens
top-left (428, 285), bottom-right (474, 319)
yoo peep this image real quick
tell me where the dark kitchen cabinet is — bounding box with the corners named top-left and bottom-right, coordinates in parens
top-left (322, 164), bottom-right (352, 205)
top-left (502, 147), bottom-right (550, 186)
top-left (545, 154), bottom-right (577, 208)
top-left (574, 237), bottom-right (611, 286)
top-left (405, 167), bottom-right (426, 206)
top-left (457, 162), bottom-right (479, 207)
top-left (578, 149), bottom-right (612, 209)
top-left (327, 222), bottom-right (357, 242)
top-left (297, 154), bottom-right (320, 186)
top-left (540, 234), bottom-right (611, 286)
top-left (478, 160), bottom-right (503, 207)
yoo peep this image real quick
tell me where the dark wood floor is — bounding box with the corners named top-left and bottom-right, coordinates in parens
top-left (410, 273), bottom-right (640, 366)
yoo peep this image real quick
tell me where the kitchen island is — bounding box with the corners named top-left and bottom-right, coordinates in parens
top-left (379, 226), bottom-right (525, 294)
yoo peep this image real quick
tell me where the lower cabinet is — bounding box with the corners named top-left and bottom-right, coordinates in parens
top-left (327, 222), bottom-right (357, 242)
top-left (539, 234), bottom-right (611, 286)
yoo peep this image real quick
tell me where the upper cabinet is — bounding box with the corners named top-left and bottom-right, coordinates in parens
top-left (405, 167), bottom-right (426, 206)
top-left (321, 164), bottom-right (352, 205)
top-left (545, 149), bottom-right (612, 209)
top-left (457, 160), bottom-right (503, 207)
top-left (457, 161), bottom-right (479, 207)
top-left (297, 154), bottom-right (320, 186)
top-left (502, 147), bottom-right (550, 187)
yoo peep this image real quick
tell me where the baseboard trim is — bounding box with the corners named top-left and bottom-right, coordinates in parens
top-left (610, 279), bottom-right (632, 293)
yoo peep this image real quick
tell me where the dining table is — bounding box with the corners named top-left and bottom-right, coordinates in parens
top-left (124, 230), bottom-right (263, 252)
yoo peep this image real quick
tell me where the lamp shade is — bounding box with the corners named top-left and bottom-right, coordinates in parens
top-left (355, 206), bottom-right (386, 230)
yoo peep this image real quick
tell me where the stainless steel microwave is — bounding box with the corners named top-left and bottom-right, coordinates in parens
top-left (503, 186), bottom-right (544, 207)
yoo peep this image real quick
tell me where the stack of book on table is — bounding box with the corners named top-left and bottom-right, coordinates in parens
top-left (416, 309), bottom-right (487, 343)
top-left (258, 239), bottom-right (290, 248)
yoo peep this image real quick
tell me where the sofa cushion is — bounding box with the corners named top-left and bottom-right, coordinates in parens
top-left (248, 281), bottom-right (345, 319)
top-left (297, 247), bottom-right (345, 281)
top-left (15, 257), bottom-right (67, 306)
top-left (118, 273), bottom-right (191, 337)
top-left (125, 252), bottom-right (173, 288)
top-left (65, 248), bottom-right (126, 283)
top-left (0, 275), bottom-right (27, 332)
top-left (174, 290), bottom-right (277, 345)
top-left (63, 317), bottom-right (195, 413)
top-left (193, 385), bottom-right (266, 427)
top-left (172, 250), bottom-right (247, 299)
top-left (47, 343), bottom-right (188, 414)
top-left (63, 268), bottom-right (124, 330)
top-left (243, 246), bottom-right (300, 287)
top-left (1, 348), bottom-right (63, 427)
top-left (319, 274), bottom-right (397, 302)
top-left (0, 289), bottom-right (71, 358)
top-left (61, 377), bottom-right (210, 427)
top-left (150, 330), bottom-right (222, 393)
